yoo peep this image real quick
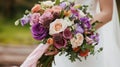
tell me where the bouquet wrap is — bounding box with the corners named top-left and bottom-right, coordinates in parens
top-left (21, 44), bottom-right (49, 67)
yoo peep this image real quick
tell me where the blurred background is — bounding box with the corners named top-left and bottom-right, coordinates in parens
top-left (0, 0), bottom-right (40, 46)
top-left (0, 0), bottom-right (120, 67)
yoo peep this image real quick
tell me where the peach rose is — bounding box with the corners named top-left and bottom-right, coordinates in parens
top-left (70, 33), bottom-right (84, 48)
top-left (31, 4), bottom-right (41, 13)
top-left (47, 38), bottom-right (54, 45)
top-left (49, 19), bottom-right (68, 35)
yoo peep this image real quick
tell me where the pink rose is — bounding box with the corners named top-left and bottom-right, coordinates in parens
top-left (52, 6), bottom-right (62, 13)
top-left (30, 13), bottom-right (40, 25)
top-left (53, 34), bottom-right (67, 49)
top-left (63, 28), bottom-right (72, 39)
top-left (39, 11), bottom-right (54, 27)
top-left (39, 12), bottom-right (53, 23)
top-left (52, 6), bottom-right (62, 18)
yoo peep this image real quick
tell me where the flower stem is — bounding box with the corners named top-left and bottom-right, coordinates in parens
top-left (37, 55), bottom-right (54, 67)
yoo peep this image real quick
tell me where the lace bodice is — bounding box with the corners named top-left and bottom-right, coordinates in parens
top-left (75, 0), bottom-right (98, 15)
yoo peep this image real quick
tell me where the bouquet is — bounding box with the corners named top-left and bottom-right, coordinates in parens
top-left (15, 0), bottom-right (103, 67)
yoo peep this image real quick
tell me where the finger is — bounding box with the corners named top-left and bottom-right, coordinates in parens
top-left (45, 52), bottom-right (57, 56)
top-left (45, 49), bottom-right (58, 56)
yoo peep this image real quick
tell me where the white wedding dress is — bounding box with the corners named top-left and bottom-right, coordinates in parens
top-left (52, 0), bottom-right (120, 67)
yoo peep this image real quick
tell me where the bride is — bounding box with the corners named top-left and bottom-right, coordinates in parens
top-left (51, 0), bottom-right (120, 67)
top-left (21, 0), bottom-right (120, 67)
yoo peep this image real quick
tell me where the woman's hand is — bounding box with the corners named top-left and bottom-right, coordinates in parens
top-left (45, 48), bottom-right (58, 56)
top-left (44, 38), bottom-right (58, 56)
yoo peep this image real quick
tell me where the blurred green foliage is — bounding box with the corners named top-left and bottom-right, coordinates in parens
top-left (0, 0), bottom-right (119, 46)
top-left (0, 0), bottom-right (40, 46)
top-left (0, 17), bottom-right (39, 46)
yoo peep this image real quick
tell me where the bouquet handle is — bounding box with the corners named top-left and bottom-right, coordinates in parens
top-left (20, 43), bottom-right (49, 67)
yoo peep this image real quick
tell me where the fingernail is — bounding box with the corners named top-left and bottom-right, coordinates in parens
top-left (45, 54), bottom-right (48, 56)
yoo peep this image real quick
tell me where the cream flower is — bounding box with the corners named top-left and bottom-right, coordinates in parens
top-left (60, 0), bottom-right (64, 2)
top-left (64, 17), bottom-right (74, 26)
top-left (49, 19), bottom-right (68, 35)
top-left (78, 10), bottom-right (86, 18)
top-left (41, 1), bottom-right (54, 7)
top-left (70, 33), bottom-right (84, 48)
top-left (68, 0), bottom-right (75, 3)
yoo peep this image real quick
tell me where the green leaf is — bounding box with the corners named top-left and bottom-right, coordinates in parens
top-left (37, 55), bottom-right (54, 67)
top-left (100, 47), bottom-right (103, 51)
top-left (79, 6), bottom-right (83, 10)
top-left (92, 21), bottom-right (101, 26)
top-left (97, 47), bottom-right (103, 53)
top-left (76, 56), bottom-right (82, 62)
top-left (25, 10), bottom-right (30, 14)
top-left (87, 13), bottom-right (93, 18)
top-left (55, 0), bottom-right (60, 5)
top-left (15, 19), bottom-right (20, 26)
top-left (60, 10), bottom-right (64, 18)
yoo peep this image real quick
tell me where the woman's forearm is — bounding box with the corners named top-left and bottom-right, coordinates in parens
top-left (92, 11), bottom-right (112, 29)
top-left (91, 0), bottom-right (113, 30)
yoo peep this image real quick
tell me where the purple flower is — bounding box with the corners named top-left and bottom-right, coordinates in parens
top-left (63, 28), bottom-right (72, 39)
top-left (39, 12), bottom-right (53, 23)
top-left (30, 13), bottom-right (40, 25)
top-left (39, 12), bottom-right (54, 27)
top-left (70, 7), bottom-right (79, 17)
top-left (80, 17), bottom-right (91, 29)
top-left (85, 37), bottom-right (94, 44)
top-left (31, 23), bottom-right (48, 40)
top-left (75, 23), bottom-right (84, 34)
top-left (20, 15), bottom-right (30, 26)
top-left (90, 33), bottom-right (99, 43)
top-left (53, 34), bottom-right (67, 49)
top-left (60, 2), bottom-right (66, 9)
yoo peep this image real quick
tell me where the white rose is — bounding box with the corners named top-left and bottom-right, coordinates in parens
top-left (70, 33), bottom-right (84, 48)
top-left (41, 1), bottom-right (54, 7)
top-left (49, 19), bottom-right (68, 35)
